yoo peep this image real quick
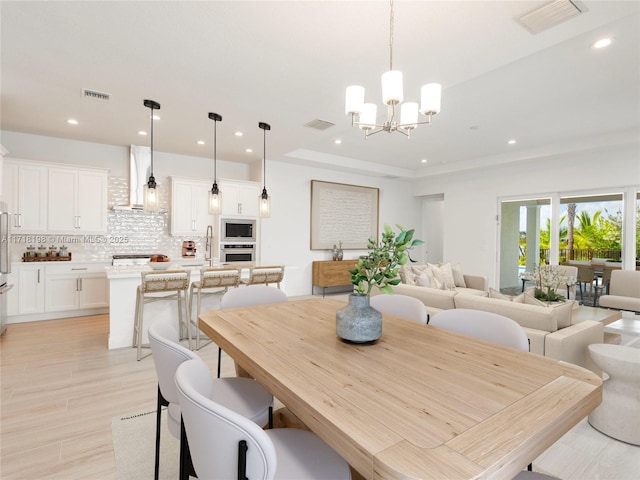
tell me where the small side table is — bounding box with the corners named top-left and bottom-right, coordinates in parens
top-left (587, 343), bottom-right (640, 445)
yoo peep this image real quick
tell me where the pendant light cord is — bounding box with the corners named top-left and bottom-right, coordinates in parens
top-left (263, 127), bottom-right (266, 190)
top-left (213, 119), bottom-right (217, 182)
top-left (149, 107), bottom-right (154, 176)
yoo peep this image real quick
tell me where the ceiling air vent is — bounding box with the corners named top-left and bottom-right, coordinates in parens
top-left (518, 0), bottom-right (585, 34)
top-left (304, 119), bottom-right (335, 130)
top-left (82, 88), bottom-right (111, 102)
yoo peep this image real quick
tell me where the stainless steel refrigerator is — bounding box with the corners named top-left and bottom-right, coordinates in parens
top-left (0, 201), bottom-right (13, 335)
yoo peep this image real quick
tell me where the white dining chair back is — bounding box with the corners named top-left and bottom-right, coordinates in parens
top-left (176, 358), bottom-right (351, 480)
top-left (148, 318), bottom-right (274, 480)
top-left (148, 319), bottom-right (199, 479)
top-left (370, 294), bottom-right (428, 324)
top-left (221, 284), bottom-right (288, 309)
top-left (219, 285), bottom-right (288, 377)
top-left (429, 309), bottom-right (529, 352)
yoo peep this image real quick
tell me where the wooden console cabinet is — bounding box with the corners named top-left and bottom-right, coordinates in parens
top-left (312, 260), bottom-right (354, 296)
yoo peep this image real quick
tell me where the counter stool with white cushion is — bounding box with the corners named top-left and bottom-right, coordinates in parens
top-left (241, 265), bottom-right (285, 288)
top-left (187, 267), bottom-right (241, 350)
top-left (588, 343), bottom-right (640, 445)
top-left (132, 270), bottom-right (190, 361)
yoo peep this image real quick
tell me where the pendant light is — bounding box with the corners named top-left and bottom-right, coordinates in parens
top-left (142, 99), bottom-right (161, 212)
top-left (208, 112), bottom-right (222, 214)
top-left (258, 122), bottom-right (271, 218)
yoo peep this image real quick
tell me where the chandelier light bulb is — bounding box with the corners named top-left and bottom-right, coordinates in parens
top-left (400, 102), bottom-right (418, 128)
top-left (359, 103), bottom-right (377, 130)
top-left (345, 85), bottom-right (365, 115)
top-left (382, 70), bottom-right (403, 105)
top-left (420, 83), bottom-right (442, 115)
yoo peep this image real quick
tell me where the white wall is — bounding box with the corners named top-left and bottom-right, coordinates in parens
top-left (1, 130), bottom-right (422, 296)
top-left (412, 142), bottom-right (640, 288)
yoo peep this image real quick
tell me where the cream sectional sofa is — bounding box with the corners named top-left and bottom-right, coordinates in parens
top-left (373, 275), bottom-right (603, 373)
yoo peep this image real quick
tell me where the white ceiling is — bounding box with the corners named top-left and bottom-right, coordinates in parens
top-left (1, 1), bottom-right (639, 179)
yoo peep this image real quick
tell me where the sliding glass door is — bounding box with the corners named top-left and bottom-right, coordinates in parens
top-left (559, 193), bottom-right (623, 262)
top-left (499, 198), bottom-right (550, 291)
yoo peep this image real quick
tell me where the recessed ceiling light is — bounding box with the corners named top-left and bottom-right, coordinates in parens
top-left (197, 140), bottom-right (205, 145)
top-left (334, 139), bottom-right (342, 145)
top-left (138, 130), bottom-right (147, 136)
top-left (67, 119), bottom-right (79, 125)
top-left (234, 131), bottom-right (243, 137)
top-left (592, 37), bottom-right (613, 49)
top-left (507, 139), bottom-right (517, 145)
top-left (421, 159), bottom-right (428, 164)
top-left (245, 148), bottom-right (253, 153)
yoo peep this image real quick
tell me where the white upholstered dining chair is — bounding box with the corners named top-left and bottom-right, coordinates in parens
top-left (218, 284), bottom-right (288, 378)
top-left (175, 358), bottom-right (352, 480)
top-left (148, 319), bottom-right (273, 480)
top-left (370, 293), bottom-right (428, 324)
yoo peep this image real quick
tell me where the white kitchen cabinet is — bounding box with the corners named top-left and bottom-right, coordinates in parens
top-left (48, 167), bottom-right (108, 233)
top-left (170, 177), bottom-right (216, 236)
top-left (45, 264), bottom-right (108, 312)
top-left (17, 264), bottom-right (45, 315)
top-left (6, 271), bottom-right (18, 316)
top-left (2, 160), bottom-right (48, 232)
top-left (220, 179), bottom-right (261, 217)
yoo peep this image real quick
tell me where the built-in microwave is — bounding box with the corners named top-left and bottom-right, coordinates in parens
top-left (221, 218), bottom-right (256, 242)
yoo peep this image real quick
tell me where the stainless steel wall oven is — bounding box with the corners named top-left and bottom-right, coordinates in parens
top-left (220, 244), bottom-right (255, 263)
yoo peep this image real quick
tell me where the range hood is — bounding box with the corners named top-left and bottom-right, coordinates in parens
top-left (112, 145), bottom-right (151, 210)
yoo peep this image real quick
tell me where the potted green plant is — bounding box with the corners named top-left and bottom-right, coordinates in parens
top-left (336, 224), bottom-right (422, 343)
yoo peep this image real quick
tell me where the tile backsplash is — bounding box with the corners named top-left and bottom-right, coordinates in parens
top-left (10, 176), bottom-right (209, 263)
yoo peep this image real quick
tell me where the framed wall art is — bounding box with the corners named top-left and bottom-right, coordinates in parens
top-left (310, 180), bottom-right (379, 250)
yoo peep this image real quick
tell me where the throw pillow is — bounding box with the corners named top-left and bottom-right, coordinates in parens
top-left (523, 293), bottom-right (547, 307)
top-left (399, 264), bottom-right (416, 285)
top-left (428, 263), bottom-right (456, 290)
top-left (451, 263), bottom-right (467, 288)
top-left (488, 288), bottom-right (525, 303)
top-left (488, 288), bottom-right (512, 301)
top-left (415, 274), bottom-right (430, 288)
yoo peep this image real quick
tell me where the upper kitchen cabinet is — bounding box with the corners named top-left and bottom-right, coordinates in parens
top-left (170, 177), bottom-right (216, 236)
top-left (220, 179), bottom-right (261, 217)
top-left (2, 160), bottom-right (48, 232)
top-left (48, 167), bottom-right (108, 233)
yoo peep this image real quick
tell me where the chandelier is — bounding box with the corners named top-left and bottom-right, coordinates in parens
top-left (345, 0), bottom-right (441, 138)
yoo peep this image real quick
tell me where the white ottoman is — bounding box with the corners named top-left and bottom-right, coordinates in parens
top-left (588, 343), bottom-right (640, 445)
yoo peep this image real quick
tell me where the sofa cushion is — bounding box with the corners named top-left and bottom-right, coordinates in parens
top-left (388, 283), bottom-right (457, 310)
top-left (455, 286), bottom-right (488, 296)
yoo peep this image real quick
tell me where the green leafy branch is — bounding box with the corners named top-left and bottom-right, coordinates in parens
top-left (348, 224), bottom-right (423, 295)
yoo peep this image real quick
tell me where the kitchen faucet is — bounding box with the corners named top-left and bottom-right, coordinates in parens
top-left (204, 225), bottom-right (214, 266)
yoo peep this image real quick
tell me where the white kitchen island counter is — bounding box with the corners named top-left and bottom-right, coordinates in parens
top-left (106, 263), bottom-right (251, 349)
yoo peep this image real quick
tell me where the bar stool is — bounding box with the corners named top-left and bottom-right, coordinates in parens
top-left (187, 267), bottom-right (241, 350)
top-left (240, 265), bottom-right (285, 288)
top-left (132, 270), bottom-right (191, 360)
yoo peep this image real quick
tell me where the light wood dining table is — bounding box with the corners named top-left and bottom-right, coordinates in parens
top-left (199, 298), bottom-right (602, 480)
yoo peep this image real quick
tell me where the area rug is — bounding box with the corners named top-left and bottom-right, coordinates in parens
top-left (111, 408), bottom-right (182, 480)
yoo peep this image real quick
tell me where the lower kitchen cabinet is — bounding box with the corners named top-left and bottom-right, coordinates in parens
top-left (45, 265), bottom-right (109, 312)
top-left (17, 264), bottom-right (45, 315)
top-left (8, 262), bottom-right (109, 322)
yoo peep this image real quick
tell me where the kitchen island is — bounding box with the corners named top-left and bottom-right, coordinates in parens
top-left (106, 262), bottom-right (254, 349)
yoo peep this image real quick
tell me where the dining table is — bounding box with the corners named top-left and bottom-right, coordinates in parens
top-left (199, 298), bottom-right (602, 480)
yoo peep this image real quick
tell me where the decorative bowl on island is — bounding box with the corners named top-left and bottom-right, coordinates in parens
top-left (149, 255), bottom-right (171, 270)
